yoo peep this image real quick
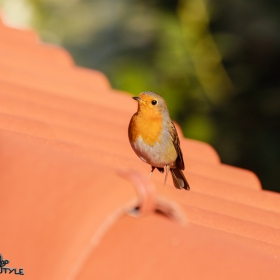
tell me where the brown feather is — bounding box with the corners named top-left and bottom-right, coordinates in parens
top-left (170, 168), bottom-right (190, 190)
top-left (167, 120), bottom-right (185, 170)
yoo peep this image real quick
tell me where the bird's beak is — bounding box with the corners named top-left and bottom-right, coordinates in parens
top-left (132, 96), bottom-right (141, 101)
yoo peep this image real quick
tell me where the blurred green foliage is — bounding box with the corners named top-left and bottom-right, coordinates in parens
top-left (1, 0), bottom-right (279, 192)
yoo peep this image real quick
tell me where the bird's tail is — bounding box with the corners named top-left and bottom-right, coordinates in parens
top-left (170, 168), bottom-right (190, 190)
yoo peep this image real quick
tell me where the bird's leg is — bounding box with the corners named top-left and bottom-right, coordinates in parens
top-left (148, 166), bottom-right (156, 178)
top-left (164, 165), bottom-right (170, 185)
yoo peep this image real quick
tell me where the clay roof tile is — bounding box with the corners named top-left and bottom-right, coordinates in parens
top-left (0, 20), bottom-right (280, 280)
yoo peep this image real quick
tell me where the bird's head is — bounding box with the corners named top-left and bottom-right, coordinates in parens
top-left (132, 91), bottom-right (168, 118)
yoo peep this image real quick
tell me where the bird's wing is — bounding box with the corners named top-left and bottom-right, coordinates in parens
top-left (167, 120), bottom-right (185, 170)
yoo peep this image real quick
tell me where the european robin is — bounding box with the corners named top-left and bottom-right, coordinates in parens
top-left (128, 91), bottom-right (190, 190)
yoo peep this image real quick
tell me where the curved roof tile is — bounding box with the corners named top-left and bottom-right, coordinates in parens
top-left (0, 19), bottom-right (280, 280)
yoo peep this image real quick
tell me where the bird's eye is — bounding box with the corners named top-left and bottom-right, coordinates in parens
top-left (151, 100), bottom-right (157, 105)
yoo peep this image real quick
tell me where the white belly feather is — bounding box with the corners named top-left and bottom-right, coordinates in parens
top-left (131, 133), bottom-right (177, 167)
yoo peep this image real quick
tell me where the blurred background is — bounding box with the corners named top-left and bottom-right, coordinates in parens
top-left (0, 0), bottom-right (279, 192)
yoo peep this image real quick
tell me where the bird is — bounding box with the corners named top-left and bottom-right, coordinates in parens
top-left (128, 91), bottom-right (190, 190)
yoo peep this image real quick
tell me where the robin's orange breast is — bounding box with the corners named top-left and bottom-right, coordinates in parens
top-left (128, 113), bottom-right (177, 167)
top-left (128, 113), bottom-right (163, 146)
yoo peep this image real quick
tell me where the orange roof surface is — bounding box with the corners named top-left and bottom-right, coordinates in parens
top-left (0, 19), bottom-right (280, 280)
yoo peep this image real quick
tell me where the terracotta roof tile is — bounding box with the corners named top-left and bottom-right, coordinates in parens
top-left (1, 20), bottom-right (280, 280)
top-left (78, 217), bottom-right (280, 280)
top-left (0, 18), bottom-right (38, 43)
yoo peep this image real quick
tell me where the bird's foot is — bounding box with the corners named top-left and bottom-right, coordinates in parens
top-left (148, 166), bottom-right (156, 178)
